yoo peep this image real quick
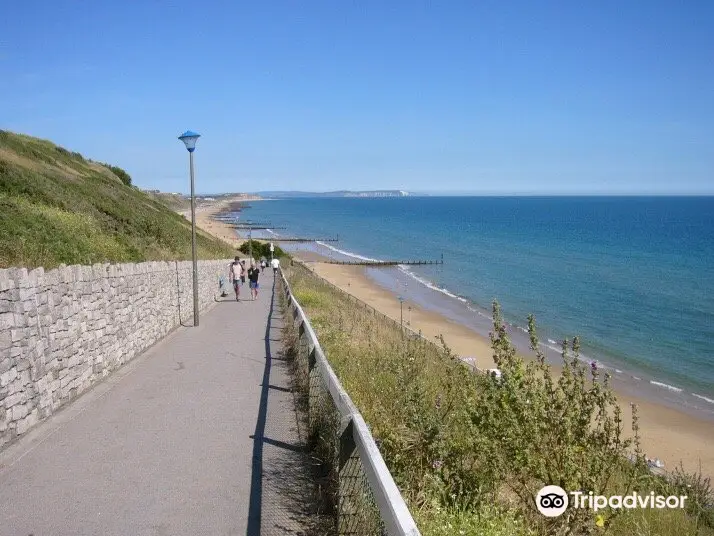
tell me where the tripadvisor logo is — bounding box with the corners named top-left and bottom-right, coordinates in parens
top-left (535, 485), bottom-right (687, 516)
top-left (536, 485), bottom-right (569, 517)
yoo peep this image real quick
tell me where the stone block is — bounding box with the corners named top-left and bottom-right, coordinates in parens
top-left (16, 415), bottom-right (29, 435)
top-left (26, 408), bottom-right (38, 428)
top-left (0, 272), bottom-right (13, 292)
top-left (12, 403), bottom-right (28, 421)
top-left (4, 391), bottom-right (21, 409)
top-left (0, 312), bottom-right (14, 330)
top-left (7, 378), bottom-right (22, 396)
top-left (10, 268), bottom-right (29, 287)
top-left (18, 287), bottom-right (35, 301)
top-left (0, 368), bottom-right (17, 388)
top-left (19, 369), bottom-right (31, 386)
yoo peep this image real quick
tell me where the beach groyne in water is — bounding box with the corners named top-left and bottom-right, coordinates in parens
top-left (0, 259), bottom-right (230, 449)
top-left (322, 258), bottom-right (444, 266)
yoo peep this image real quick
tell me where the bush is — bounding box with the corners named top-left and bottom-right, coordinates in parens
top-left (238, 239), bottom-right (287, 259)
top-left (468, 303), bottom-right (645, 533)
top-left (100, 162), bottom-right (132, 186)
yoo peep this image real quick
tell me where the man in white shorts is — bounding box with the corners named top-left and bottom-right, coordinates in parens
top-left (229, 256), bottom-right (243, 301)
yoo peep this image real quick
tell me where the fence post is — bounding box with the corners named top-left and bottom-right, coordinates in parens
top-left (307, 346), bottom-right (318, 430)
top-left (338, 418), bottom-right (358, 535)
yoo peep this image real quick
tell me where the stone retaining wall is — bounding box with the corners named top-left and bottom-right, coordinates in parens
top-left (0, 259), bottom-right (232, 449)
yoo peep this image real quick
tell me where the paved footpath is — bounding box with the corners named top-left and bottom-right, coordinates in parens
top-left (0, 270), bottom-right (311, 535)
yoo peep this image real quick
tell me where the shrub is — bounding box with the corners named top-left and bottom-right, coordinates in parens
top-left (465, 303), bottom-right (645, 533)
top-left (238, 239), bottom-right (287, 259)
top-left (100, 162), bottom-right (132, 186)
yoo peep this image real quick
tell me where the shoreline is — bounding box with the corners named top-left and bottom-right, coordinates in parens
top-left (196, 201), bottom-right (714, 479)
top-left (178, 195), bottom-right (262, 250)
top-left (306, 240), bottom-right (714, 419)
top-left (292, 251), bottom-right (714, 480)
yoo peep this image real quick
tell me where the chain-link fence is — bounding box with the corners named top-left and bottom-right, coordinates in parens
top-left (279, 268), bottom-right (421, 536)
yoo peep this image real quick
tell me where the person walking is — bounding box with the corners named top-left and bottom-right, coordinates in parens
top-left (248, 262), bottom-right (260, 300)
top-left (229, 256), bottom-right (243, 301)
top-left (260, 258), bottom-right (266, 273)
top-left (240, 260), bottom-right (247, 287)
top-left (271, 256), bottom-right (280, 276)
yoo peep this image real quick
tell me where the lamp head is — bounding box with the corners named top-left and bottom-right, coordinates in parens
top-left (178, 130), bottom-right (201, 152)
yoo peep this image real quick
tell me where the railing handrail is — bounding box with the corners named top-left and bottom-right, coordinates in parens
top-left (280, 268), bottom-right (421, 536)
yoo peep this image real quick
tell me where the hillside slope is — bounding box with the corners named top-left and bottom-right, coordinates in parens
top-left (0, 130), bottom-right (235, 268)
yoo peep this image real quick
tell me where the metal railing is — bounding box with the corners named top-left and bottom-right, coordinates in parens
top-left (279, 268), bottom-right (421, 536)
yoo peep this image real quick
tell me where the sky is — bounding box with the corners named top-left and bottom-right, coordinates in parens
top-left (1, 1), bottom-right (713, 194)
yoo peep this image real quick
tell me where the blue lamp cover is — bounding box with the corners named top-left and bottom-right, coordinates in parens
top-left (178, 130), bottom-right (201, 152)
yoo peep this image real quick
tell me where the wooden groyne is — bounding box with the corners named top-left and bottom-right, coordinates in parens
top-left (230, 225), bottom-right (287, 230)
top-left (272, 237), bottom-right (339, 243)
top-left (323, 257), bottom-right (443, 266)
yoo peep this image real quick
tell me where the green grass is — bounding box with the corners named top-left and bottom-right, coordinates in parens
top-left (0, 130), bottom-right (235, 268)
top-left (146, 191), bottom-right (191, 212)
top-left (284, 262), bottom-right (714, 536)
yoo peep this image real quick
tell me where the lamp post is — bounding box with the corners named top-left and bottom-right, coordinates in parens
top-left (178, 130), bottom-right (201, 327)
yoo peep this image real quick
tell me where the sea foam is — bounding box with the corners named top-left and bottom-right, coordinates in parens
top-left (692, 393), bottom-right (714, 405)
top-left (398, 265), bottom-right (469, 303)
top-left (649, 380), bottom-right (683, 393)
top-left (316, 241), bottom-right (380, 262)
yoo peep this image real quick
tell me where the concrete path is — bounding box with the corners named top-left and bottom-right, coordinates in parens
top-left (0, 270), bottom-right (311, 535)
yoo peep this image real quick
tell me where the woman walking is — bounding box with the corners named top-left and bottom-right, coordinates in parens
top-left (248, 262), bottom-right (260, 300)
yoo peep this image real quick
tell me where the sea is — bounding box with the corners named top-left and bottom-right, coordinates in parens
top-left (234, 196), bottom-right (714, 420)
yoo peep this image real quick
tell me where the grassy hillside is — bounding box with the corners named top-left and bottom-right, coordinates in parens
top-left (0, 130), bottom-right (235, 269)
top-left (145, 191), bottom-right (191, 212)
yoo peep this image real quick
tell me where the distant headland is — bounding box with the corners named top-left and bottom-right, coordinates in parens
top-left (253, 190), bottom-right (412, 198)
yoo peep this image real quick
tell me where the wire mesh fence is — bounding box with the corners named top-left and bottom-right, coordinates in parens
top-left (279, 268), bottom-right (420, 536)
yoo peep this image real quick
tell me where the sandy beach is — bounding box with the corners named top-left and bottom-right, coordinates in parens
top-left (297, 256), bottom-right (714, 480)
top-left (194, 199), bottom-right (714, 479)
top-left (179, 195), bottom-right (261, 250)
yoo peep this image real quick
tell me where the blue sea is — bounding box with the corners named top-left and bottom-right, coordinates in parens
top-left (237, 196), bottom-right (714, 419)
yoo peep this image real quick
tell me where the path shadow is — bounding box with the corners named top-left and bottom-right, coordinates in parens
top-left (246, 277), bottom-right (275, 534)
top-left (246, 274), bottom-right (315, 535)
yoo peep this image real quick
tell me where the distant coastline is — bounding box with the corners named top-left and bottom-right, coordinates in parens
top-left (253, 189), bottom-right (412, 198)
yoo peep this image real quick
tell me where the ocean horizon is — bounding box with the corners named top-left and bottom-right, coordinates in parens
top-left (236, 196), bottom-right (714, 419)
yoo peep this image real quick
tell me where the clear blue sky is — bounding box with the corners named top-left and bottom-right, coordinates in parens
top-left (2, 1), bottom-right (713, 194)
